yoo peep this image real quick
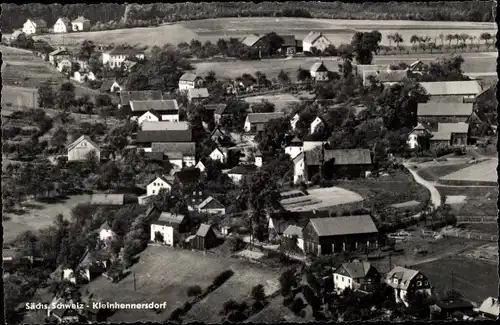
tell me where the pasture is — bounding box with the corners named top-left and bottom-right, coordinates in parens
top-left (439, 158), bottom-right (497, 184)
top-left (280, 187), bottom-right (364, 212)
top-left (84, 246), bottom-right (280, 322)
top-left (2, 194), bottom-right (92, 244)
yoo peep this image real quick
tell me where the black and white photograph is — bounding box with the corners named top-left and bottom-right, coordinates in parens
top-left (1, 1), bottom-right (498, 323)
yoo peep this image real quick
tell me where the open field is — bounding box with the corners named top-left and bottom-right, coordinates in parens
top-left (461, 243), bottom-right (498, 262)
top-left (83, 246), bottom-right (280, 322)
top-left (459, 223), bottom-right (499, 236)
top-left (2, 194), bottom-right (92, 244)
top-left (1, 85), bottom-right (39, 110)
top-left (244, 93), bottom-right (311, 112)
top-left (281, 187), bottom-right (364, 212)
top-left (416, 162), bottom-right (471, 182)
top-left (435, 186), bottom-right (498, 216)
top-left (440, 158), bottom-right (498, 184)
top-left (417, 256), bottom-right (498, 303)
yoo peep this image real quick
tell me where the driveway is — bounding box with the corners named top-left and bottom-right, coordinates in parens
top-left (404, 163), bottom-right (441, 209)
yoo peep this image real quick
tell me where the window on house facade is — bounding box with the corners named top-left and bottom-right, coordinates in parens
top-left (424, 281), bottom-right (428, 285)
top-left (417, 281), bottom-right (422, 286)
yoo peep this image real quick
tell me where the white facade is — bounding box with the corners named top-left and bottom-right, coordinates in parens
top-left (169, 158), bottom-right (184, 170)
top-left (150, 224), bottom-right (175, 246)
top-left (196, 161), bottom-right (206, 172)
top-left (285, 145), bottom-right (303, 160)
top-left (138, 111), bottom-right (160, 125)
top-left (209, 148), bottom-right (228, 163)
top-left (72, 71), bottom-right (96, 83)
top-left (290, 113), bottom-right (300, 131)
top-left (310, 117), bottom-right (325, 134)
top-left (102, 52), bottom-right (145, 68)
top-left (333, 273), bottom-right (353, 293)
top-left (244, 118), bottom-right (252, 133)
top-left (184, 156), bottom-right (196, 167)
top-left (160, 113), bottom-right (180, 122)
top-left (22, 19), bottom-right (39, 35)
top-left (57, 60), bottom-right (72, 73)
top-left (254, 155), bottom-right (262, 167)
top-left (53, 18), bottom-right (70, 33)
top-left (146, 177), bottom-right (172, 196)
top-left (72, 20), bottom-right (91, 32)
top-left (407, 133), bottom-right (419, 149)
top-left (179, 80), bottom-right (196, 91)
top-left (99, 229), bottom-right (115, 242)
top-left (293, 155), bottom-right (306, 184)
top-left (303, 35), bottom-right (332, 52)
top-left (228, 173), bottom-right (244, 184)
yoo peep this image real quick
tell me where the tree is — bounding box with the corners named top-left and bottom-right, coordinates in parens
top-left (205, 70), bottom-right (217, 86)
top-left (297, 67), bottom-right (311, 82)
top-left (57, 82), bottom-right (76, 110)
top-left (279, 269), bottom-right (297, 296)
top-left (438, 34), bottom-right (445, 46)
top-left (445, 34), bottom-right (454, 47)
top-left (51, 127), bottom-right (68, 151)
top-left (79, 39), bottom-right (96, 60)
top-left (251, 284), bottom-right (266, 303)
top-left (277, 69), bottom-right (290, 86)
top-left (350, 30), bottom-right (382, 64)
top-left (251, 99), bottom-right (275, 113)
top-left (38, 80), bottom-right (57, 108)
top-left (187, 285), bottom-right (202, 297)
top-left (480, 32), bottom-right (492, 49)
top-left (255, 117), bottom-right (290, 157)
top-left (393, 32), bottom-right (404, 52)
top-left (410, 35), bottom-right (420, 52)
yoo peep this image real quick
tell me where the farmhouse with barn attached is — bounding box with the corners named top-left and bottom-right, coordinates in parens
top-left (333, 261), bottom-right (382, 293)
top-left (71, 16), bottom-right (91, 32)
top-left (53, 17), bottom-right (71, 34)
top-left (119, 90), bottom-right (163, 110)
top-left (302, 31), bottom-right (332, 53)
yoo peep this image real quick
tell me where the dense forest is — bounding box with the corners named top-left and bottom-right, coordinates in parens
top-left (1, 1), bottom-right (495, 33)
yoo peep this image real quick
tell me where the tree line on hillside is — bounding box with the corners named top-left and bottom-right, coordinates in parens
top-left (1, 2), bottom-right (493, 33)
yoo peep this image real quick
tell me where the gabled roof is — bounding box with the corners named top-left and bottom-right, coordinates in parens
top-left (206, 103), bottom-right (227, 113)
top-left (187, 88), bottom-right (209, 99)
top-left (289, 136), bottom-right (303, 145)
top-left (283, 225), bottom-right (303, 238)
top-left (49, 48), bottom-right (71, 56)
top-left (417, 102), bottom-right (473, 117)
top-left (247, 112), bottom-right (285, 124)
top-left (120, 91), bottom-right (163, 106)
top-left (164, 152), bottom-right (183, 160)
top-left (130, 99), bottom-right (179, 112)
top-left (437, 122), bottom-right (469, 134)
top-left (308, 215), bottom-right (378, 237)
top-left (67, 135), bottom-right (99, 151)
top-left (144, 151), bottom-right (165, 162)
top-left (323, 149), bottom-right (372, 165)
top-left (31, 18), bottom-right (47, 28)
top-left (409, 60), bottom-right (424, 70)
top-left (303, 31), bottom-right (326, 45)
top-left (174, 168), bottom-right (201, 184)
top-left (336, 261), bottom-right (374, 279)
top-left (386, 266), bottom-right (421, 290)
top-left (141, 121), bottom-right (189, 131)
top-left (100, 79), bottom-right (121, 92)
top-left (151, 142), bottom-right (196, 155)
top-left (156, 212), bottom-right (186, 225)
top-left (310, 62), bottom-right (329, 72)
top-left (107, 47), bottom-right (144, 56)
top-left (136, 130), bottom-right (192, 143)
top-left (280, 35), bottom-right (296, 47)
top-left (227, 164), bottom-right (259, 175)
top-left (195, 223), bottom-right (214, 237)
top-left (90, 194), bottom-right (124, 206)
top-left (141, 109), bottom-right (161, 120)
top-left (56, 17), bottom-right (71, 26)
top-left (419, 81), bottom-right (482, 96)
top-left (198, 196), bottom-right (225, 210)
top-left (412, 123), bottom-right (427, 131)
top-left (179, 73), bottom-right (199, 82)
top-left (72, 16), bottom-right (90, 23)
top-left (97, 221), bottom-right (113, 232)
top-left (241, 34), bottom-right (263, 47)
top-left (478, 297), bottom-right (500, 317)
top-left (149, 175), bottom-right (173, 186)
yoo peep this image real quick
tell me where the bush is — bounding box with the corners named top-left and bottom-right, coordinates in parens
top-left (251, 284), bottom-right (266, 302)
top-left (222, 299), bottom-right (239, 315)
top-left (311, 173), bottom-right (321, 185)
top-left (187, 285), bottom-right (202, 297)
top-left (213, 269), bottom-right (234, 287)
top-left (183, 301), bottom-right (192, 312)
top-left (169, 308), bottom-right (183, 320)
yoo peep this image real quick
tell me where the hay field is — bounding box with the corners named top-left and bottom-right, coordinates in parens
top-left (440, 158), bottom-right (497, 183)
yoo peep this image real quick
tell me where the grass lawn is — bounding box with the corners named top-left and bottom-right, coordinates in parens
top-left (84, 246), bottom-right (280, 322)
top-left (282, 187), bottom-right (364, 212)
top-left (2, 194), bottom-right (92, 244)
top-left (440, 158), bottom-right (498, 184)
top-left (416, 163), bottom-right (471, 182)
top-left (417, 256), bottom-right (498, 303)
top-left (243, 93), bottom-right (304, 112)
top-left (436, 186), bottom-right (497, 216)
top-left (1, 85), bottom-right (39, 110)
top-left (458, 223), bottom-right (499, 236)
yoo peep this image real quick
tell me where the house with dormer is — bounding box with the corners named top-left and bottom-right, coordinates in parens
top-left (386, 266), bottom-right (432, 307)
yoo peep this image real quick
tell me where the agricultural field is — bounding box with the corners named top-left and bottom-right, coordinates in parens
top-left (83, 246), bottom-right (280, 322)
top-left (281, 187), bottom-right (364, 212)
top-left (1, 85), bottom-right (39, 110)
top-left (435, 186), bottom-right (498, 216)
top-left (439, 158), bottom-right (498, 184)
top-left (2, 194), bottom-right (92, 244)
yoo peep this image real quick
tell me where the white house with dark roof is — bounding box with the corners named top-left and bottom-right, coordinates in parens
top-left (244, 112), bottom-right (285, 133)
top-left (290, 113), bottom-right (300, 131)
top-left (49, 48), bottom-right (72, 65)
top-left (477, 297), bottom-right (500, 319)
top-left (333, 261), bottom-right (381, 293)
top-left (97, 221), bottom-right (115, 243)
top-left (22, 18), bottom-right (48, 35)
top-left (53, 17), bottom-right (71, 33)
top-left (179, 73), bottom-right (204, 91)
top-left (137, 110), bottom-right (161, 125)
top-left (187, 88), bottom-right (209, 103)
top-left (150, 212), bottom-right (188, 246)
top-left (130, 100), bottom-right (180, 122)
top-left (407, 123), bottom-right (432, 149)
top-left (302, 31), bottom-right (332, 53)
top-left (71, 16), bottom-right (91, 32)
top-left (409, 60), bottom-right (425, 74)
top-left (310, 62), bottom-right (330, 81)
top-left (310, 116), bottom-right (326, 134)
top-left (285, 136), bottom-right (304, 160)
top-left (197, 196), bottom-right (226, 215)
top-left (209, 147), bottom-right (229, 163)
top-left (386, 266), bottom-right (432, 307)
top-left (146, 176), bottom-right (172, 196)
top-left (195, 160), bottom-right (206, 173)
top-left (67, 135), bottom-right (100, 162)
top-left (102, 47), bottom-right (145, 68)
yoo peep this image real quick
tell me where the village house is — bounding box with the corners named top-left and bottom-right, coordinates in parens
top-left (253, 149), bottom-right (263, 167)
top-left (210, 125), bottom-right (227, 143)
top-left (141, 121), bottom-right (189, 131)
top-left (407, 123), bottom-right (432, 150)
top-left (282, 225), bottom-right (305, 250)
top-left (290, 113), bottom-right (301, 131)
top-left (279, 35), bottom-right (297, 55)
top-left (214, 104), bottom-right (230, 125)
top-left (205, 103), bottom-right (227, 115)
top-left (130, 99), bottom-right (180, 122)
top-left (419, 80), bottom-right (483, 102)
top-left (409, 60), bottom-right (425, 74)
top-left (102, 47), bottom-right (145, 68)
top-left (56, 59), bottom-right (72, 73)
top-left (119, 90), bottom-right (163, 109)
top-left (209, 147), bottom-right (229, 164)
top-left (178, 73), bottom-right (204, 91)
top-left (100, 79), bottom-right (123, 93)
top-left (293, 147), bottom-right (372, 184)
top-left (302, 215), bottom-right (379, 255)
top-left (90, 194), bottom-right (126, 206)
top-left (175, 168), bottom-right (202, 188)
top-left (150, 212), bottom-right (188, 247)
top-left (430, 122), bottom-right (470, 148)
top-left (71, 16), bottom-right (91, 32)
top-left (97, 221), bottom-right (115, 243)
top-left (417, 102), bottom-right (475, 131)
top-left (244, 112), bottom-right (285, 133)
top-left (195, 160), bottom-right (206, 173)
top-left (361, 66), bottom-right (410, 87)
top-left (67, 135), bottom-right (100, 162)
top-left (53, 17), bottom-right (71, 33)
top-left (285, 136), bottom-right (304, 159)
top-left (190, 224), bottom-right (218, 250)
top-left (310, 116), bottom-right (327, 134)
top-left (137, 110), bottom-right (161, 125)
top-left (22, 18), bottom-right (48, 35)
top-left (432, 298), bottom-right (474, 320)
top-left (72, 70), bottom-right (96, 83)
top-left (310, 62), bottom-right (330, 82)
top-left (241, 34), bottom-right (267, 56)
top-left (146, 176), bottom-right (173, 196)
top-left (477, 297), bottom-right (500, 319)
top-left (187, 88), bottom-right (210, 103)
top-left (302, 31), bottom-right (333, 53)
top-left (9, 30), bottom-right (24, 42)
top-left (49, 48), bottom-right (72, 65)
top-left (267, 215), bottom-right (304, 242)
top-left (197, 196), bottom-right (226, 215)
top-left (151, 142), bottom-right (196, 168)
top-left (386, 266), bottom-right (432, 307)
top-left (333, 261), bottom-right (382, 294)
top-left (227, 164), bottom-right (259, 184)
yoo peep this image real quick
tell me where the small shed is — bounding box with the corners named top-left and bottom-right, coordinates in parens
top-left (191, 223), bottom-right (218, 250)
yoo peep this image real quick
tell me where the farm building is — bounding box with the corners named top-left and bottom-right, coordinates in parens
top-left (293, 148), bottom-right (372, 183)
top-left (477, 297), bottom-right (500, 319)
top-left (53, 17), bottom-right (71, 33)
top-left (102, 47), bottom-right (145, 68)
top-left (100, 79), bottom-right (123, 93)
top-left (407, 123), bottom-right (432, 150)
top-left (227, 164), bottom-right (259, 184)
top-left (268, 216), bottom-right (302, 241)
top-left (409, 60), bottom-right (425, 74)
top-left (362, 68), bottom-right (410, 87)
top-left (282, 225), bottom-right (304, 250)
top-left (197, 196), bottom-right (226, 215)
top-left (187, 88), bottom-right (209, 103)
top-left (417, 102), bottom-right (475, 131)
top-left (136, 130), bottom-right (192, 151)
top-left (22, 18), bottom-right (48, 35)
top-left (97, 221), bottom-right (115, 242)
top-left (432, 299), bottom-right (474, 319)
top-left (178, 73), bottom-right (204, 91)
top-left (9, 30), bottom-right (24, 41)
top-left (190, 224), bottom-right (218, 250)
top-left (56, 59), bottom-right (72, 73)
top-left (290, 113), bottom-right (301, 131)
top-left (244, 112), bottom-right (285, 133)
top-left (49, 48), bottom-right (72, 65)
top-left (279, 35), bottom-right (297, 55)
top-left (214, 104), bottom-right (230, 125)
top-left (141, 121), bottom-right (189, 131)
top-left (333, 261), bottom-right (382, 293)
top-left (302, 215), bottom-right (379, 255)
top-left (209, 147), bottom-right (229, 163)
top-left (310, 62), bottom-right (330, 81)
top-left (71, 16), bottom-right (91, 32)
top-left (150, 212), bottom-right (188, 247)
top-left (419, 81), bottom-right (482, 101)
top-left (119, 90), bottom-right (163, 109)
top-left (210, 126), bottom-right (227, 142)
top-left (130, 100), bottom-right (179, 122)
top-left (430, 122), bottom-right (470, 148)
top-left (386, 266), bottom-right (432, 307)
top-left (90, 194), bottom-right (125, 206)
top-left (151, 142), bottom-right (196, 168)
top-left (146, 176), bottom-right (172, 196)
top-left (241, 34), bottom-right (267, 55)
top-left (67, 135), bottom-right (100, 162)
top-left (195, 160), bottom-right (206, 173)
top-left (302, 31), bottom-right (332, 53)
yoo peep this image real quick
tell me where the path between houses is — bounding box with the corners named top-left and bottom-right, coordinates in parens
top-left (404, 163), bottom-right (441, 209)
